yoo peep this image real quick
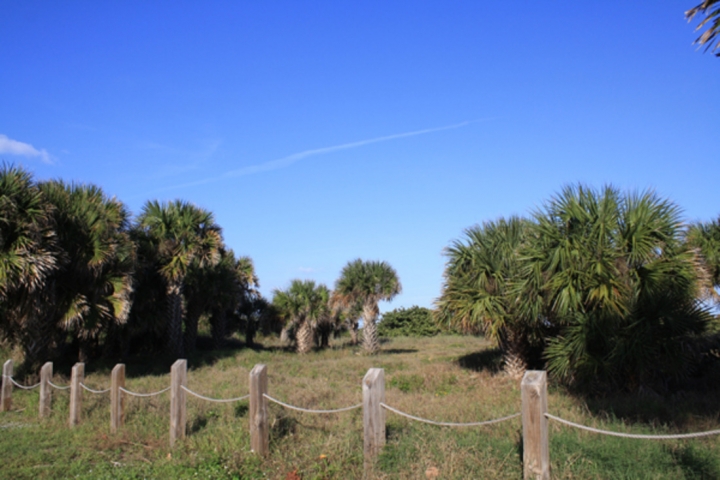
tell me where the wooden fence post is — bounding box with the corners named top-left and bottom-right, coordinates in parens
top-left (39, 362), bottom-right (53, 418)
top-left (111, 364), bottom-right (125, 433)
top-left (69, 362), bottom-right (84, 427)
top-left (249, 364), bottom-right (269, 456)
top-left (170, 359), bottom-right (187, 447)
top-left (363, 368), bottom-right (385, 475)
top-left (522, 370), bottom-right (549, 480)
top-left (1, 359), bottom-right (12, 412)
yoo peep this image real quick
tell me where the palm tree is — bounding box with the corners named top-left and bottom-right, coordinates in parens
top-left (136, 200), bottom-right (222, 358)
top-left (0, 165), bottom-right (58, 367)
top-left (435, 217), bottom-right (537, 378)
top-left (686, 0), bottom-right (720, 56)
top-left (38, 181), bottom-right (135, 362)
top-left (518, 185), bottom-right (710, 389)
top-left (333, 260), bottom-right (401, 355)
top-left (687, 218), bottom-right (720, 305)
top-left (272, 279), bottom-right (329, 354)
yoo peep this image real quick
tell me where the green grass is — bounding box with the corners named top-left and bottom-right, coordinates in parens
top-left (3, 335), bottom-right (720, 478)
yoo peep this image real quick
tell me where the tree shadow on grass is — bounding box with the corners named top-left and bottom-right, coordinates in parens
top-left (578, 388), bottom-right (720, 431)
top-left (456, 348), bottom-right (503, 374)
top-left (669, 443), bottom-right (720, 479)
top-left (73, 335), bottom-right (256, 378)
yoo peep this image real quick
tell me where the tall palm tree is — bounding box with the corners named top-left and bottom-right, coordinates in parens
top-left (0, 165), bottom-right (58, 367)
top-left (686, 0), bottom-right (720, 56)
top-left (38, 181), bottom-right (135, 362)
top-left (272, 279), bottom-right (329, 354)
top-left (333, 260), bottom-right (401, 355)
top-left (136, 200), bottom-right (222, 358)
top-left (435, 217), bottom-right (537, 378)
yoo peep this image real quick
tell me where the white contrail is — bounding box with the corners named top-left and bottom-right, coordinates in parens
top-left (152, 120), bottom-right (484, 193)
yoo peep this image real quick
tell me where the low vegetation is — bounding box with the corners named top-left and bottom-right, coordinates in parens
top-left (3, 334), bottom-right (720, 479)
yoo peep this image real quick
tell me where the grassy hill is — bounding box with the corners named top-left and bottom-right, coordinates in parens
top-left (2, 335), bottom-right (720, 479)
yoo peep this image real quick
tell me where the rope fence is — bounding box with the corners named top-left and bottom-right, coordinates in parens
top-left (264, 393), bottom-right (361, 414)
top-left (5, 361), bottom-right (720, 479)
top-left (182, 385), bottom-right (249, 403)
top-left (381, 402), bottom-right (520, 427)
top-left (7, 377), bottom-right (41, 390)
top-left (48, 380), bottom-right (70, 391)
top-left (80, 383), bottom-right (110, 394)
top-left (545, 412), bottom-right (720, 440)
top-left (119, 386), bottom-right (171, 398)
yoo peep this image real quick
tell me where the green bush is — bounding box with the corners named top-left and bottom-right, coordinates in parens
top-left (378, 306), bottom-right (440, 337)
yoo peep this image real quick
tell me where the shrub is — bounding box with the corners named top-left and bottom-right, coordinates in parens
top-left (378, 306), bottom-right (441, 337)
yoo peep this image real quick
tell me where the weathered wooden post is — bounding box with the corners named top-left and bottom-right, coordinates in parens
top-left (363, 368), bottom-right (385, 475)
top-left (1, 359), bottom-right (12, 412)
top-left (39, 362), bottom-right (53, 418)
top-left (249, 364), bottom-right (269, 456)
top-left (170, 359), bottom-right (187, 447)
top-left (69, 362), bottom-right (84, 427)
top-left (522, 370), bottom-right (550, 480)
top-left (110, 363), bottom-right (125, 433)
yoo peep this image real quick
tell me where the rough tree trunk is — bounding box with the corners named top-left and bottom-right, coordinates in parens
top-left (183, 301), bottom-right (203, 355)
top-left (166, 282), bottom-right (184, 359)
top-left (348, 320), bottom-right (359, 345)
top-left (245, 320), bottom-right (255, 347)
top-left (500, 329), bottom-right (528, 380)
top-left (296, 320), bottom-right (313, 354)
top-left (210, 309), bottom-right (227, 349)
top-left (361, 301), bottom-right (379, 355)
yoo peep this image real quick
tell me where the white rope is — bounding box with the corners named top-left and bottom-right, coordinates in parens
top-left (546, 413), bottom-right (720, 440)
top-left (263, 394), bottom-right (362, 414)
top-left (48, 380), bottom-right (70, 390)
top-left (119, 386), bottom-right (171, 397)
top-left (181, 385), bottom-right (250, 403)
top-left (80, 383), bottom-right (110, 394)
top-left (381, 403), bottom-right (521, 427)
top-left (0, 422), bottom-right (31, 429)
top-left (7, 377), bottom-right (41, 390)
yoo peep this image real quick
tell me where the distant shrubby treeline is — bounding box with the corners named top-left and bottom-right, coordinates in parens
top-left (379, 307), bottom-right (444, 337)
top-left (4, 164), bottom-right (720, 394)
top-left (0, 165), bottom-right (406, 367)
top-left (0, 165), bottom-right (267, 369)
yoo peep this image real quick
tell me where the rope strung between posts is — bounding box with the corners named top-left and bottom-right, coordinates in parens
top-left (0, 422), bottom-right (31, 429)
top-left (263, 394), bottom-right (362, 414)
top-left (546, 413), bottom-right (720, 440)
top-left (381, 403), bottom-right (521, 427)
top-left (80, 383), bottom-right (110, 394)
top-left (119, 386), bottom-right (171, 397)
top-left (5, 376), bottom-right (41, 390)
top-left (181, 385), bottom-right (250, 403)
top-left (48, 380), bottom-right (71, 390)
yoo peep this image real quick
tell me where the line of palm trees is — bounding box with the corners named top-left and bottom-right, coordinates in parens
top-left (271, 259), bottom-right (402, 355)
top-left (0, 165), bottom-right (260, 367)
top-left (435, 185), bottom-right (720, 391)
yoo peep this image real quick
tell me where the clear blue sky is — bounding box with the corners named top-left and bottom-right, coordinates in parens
top-left (2, 1), bottom-right (718, 312)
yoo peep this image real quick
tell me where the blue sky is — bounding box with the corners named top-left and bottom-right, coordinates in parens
top-left (1, 1), bottom-right (718, 312)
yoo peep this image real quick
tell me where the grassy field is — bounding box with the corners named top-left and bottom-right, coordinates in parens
top-left (2, 335), bottom-right (720, 479)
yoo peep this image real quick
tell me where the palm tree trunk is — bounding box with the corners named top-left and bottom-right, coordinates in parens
top-left (183, 305), bottom-right (202, 355)
top-left (347, 319), bottom-right (359, 345)
top-left (166, 282), bottom-right (184, 358)
top-left (210, 309), bottom-right (227, 349)
top-left (245, 314), bottom-right (256, 347)
top-left (280, 326), bottom-right (291, 344)
top-left (500, 329), bottom-right (527, 379)
top-left (361, 302), bottom-right (379, 355)
top-left (296, 320), bottom-right (313, 354)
